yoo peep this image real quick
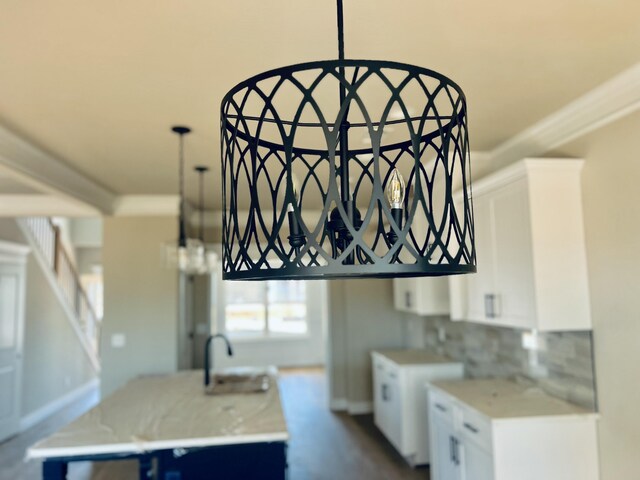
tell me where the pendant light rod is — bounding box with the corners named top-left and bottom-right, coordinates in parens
top-left (336, 0), bottom-right (345, 62)
top-left (194, 166), bottom-right (209, 242)
top-left (336, 0), bottom-right (350, 202)
top-left (172, 126), bottom-right (191, 248)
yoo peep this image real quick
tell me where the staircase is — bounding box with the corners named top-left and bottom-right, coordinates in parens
top-left (18, 217), bottom-right (101, 372)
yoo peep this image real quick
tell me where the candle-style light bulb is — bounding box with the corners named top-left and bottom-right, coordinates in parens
top-left (287, 173), bottom-right (300, 212)
top-left (386, 168), bottom-right (406, 209)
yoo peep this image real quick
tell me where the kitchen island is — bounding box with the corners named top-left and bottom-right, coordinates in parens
top-left (27, 369), bottom-right (289, 480)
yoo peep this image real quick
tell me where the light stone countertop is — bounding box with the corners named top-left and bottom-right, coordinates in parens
top-left (429, 378), bottom-right (597, 421)
top-left (373, 349), bottom-right (460, 366)
top-left (28, 369), bottom-right (288, 459)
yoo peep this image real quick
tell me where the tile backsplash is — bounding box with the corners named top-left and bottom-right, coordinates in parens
top-left (406, 315), bottom-right (597, 410)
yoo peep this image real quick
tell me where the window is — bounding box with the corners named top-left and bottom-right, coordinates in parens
top-left (224, 280), bottom-right (308, 338)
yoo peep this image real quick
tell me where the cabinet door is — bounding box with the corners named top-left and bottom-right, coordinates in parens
top-left (372, 356), bottom-right (387, 433)
top-left (430, 413), bottom-right (461, 480)
top-left (490, 180), bottom-right (536, 329)
top-left (461, 440), bottom-right (493, 480)
top-left (465, 194), bottom-right (493, 322)
top-left (385, 368), bottom-right (404, 452)
top-left (393, 278), bottom-right (416, 313)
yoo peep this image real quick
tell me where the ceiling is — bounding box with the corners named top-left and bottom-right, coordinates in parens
top-left (0, 169), bottom-right (42, 195)
top-left (1, 0), bottom-right (639, 209)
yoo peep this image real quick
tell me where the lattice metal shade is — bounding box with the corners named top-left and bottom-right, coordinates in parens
top-left (221, 59), bottom-right (475, 280)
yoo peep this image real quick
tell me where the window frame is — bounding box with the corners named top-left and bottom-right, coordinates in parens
top-left (221, 279), bottom-right (310, 342)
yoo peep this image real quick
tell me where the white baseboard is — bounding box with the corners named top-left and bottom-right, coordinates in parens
top-left (330, 398), bottom-right (348, 411)
top-left (19, 378), bottom-right (100, 432)
top-left (347, 401), bottom-right (373, 415)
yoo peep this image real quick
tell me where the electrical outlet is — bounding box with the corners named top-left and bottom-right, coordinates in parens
top-left (437, 326), bottom-right (447, 342)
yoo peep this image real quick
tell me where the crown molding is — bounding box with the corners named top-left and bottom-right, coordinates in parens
top-left (0, 124), bottom-right (116, 213)
top-left (488, 62), bottom-right (640, 166)
top-left (0, 194), bottom-right (100, 217)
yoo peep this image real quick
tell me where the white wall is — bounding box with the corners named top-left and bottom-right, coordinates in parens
top-left (328, 278), bottom-right (406, 411)
top-left (552, 110), bottom-right (640, 480)
top-left (101, 216), bottom-right (179, 397)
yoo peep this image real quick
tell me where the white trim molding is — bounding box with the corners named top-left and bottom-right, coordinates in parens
top-left (0, 124), bottom-right (115, 213)
top-left (19, 378), bottom-right (99, 432)
top-left (329, 398), bottom-right (348, 412)
top-left (347, 401), bottom-right (373, 415)
top-left (0, 194), bottom-right (99, 217)
top-left (489, 62), bottom-right (640, 166)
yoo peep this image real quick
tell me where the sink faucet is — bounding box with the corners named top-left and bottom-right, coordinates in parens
top-left (204, 333), bottom-right (234, 387)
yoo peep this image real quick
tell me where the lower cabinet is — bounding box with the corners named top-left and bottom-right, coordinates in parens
top-left (371, 351), bottom-right (464, 466)
top-left (427, 383), bottom-right (599, 480)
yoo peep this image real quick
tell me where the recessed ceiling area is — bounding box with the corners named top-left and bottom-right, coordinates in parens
top-left (1, 0), bottom-right (639, 210)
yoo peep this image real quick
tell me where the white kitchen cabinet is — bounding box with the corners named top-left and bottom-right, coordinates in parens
top-left (371, 350), bottom-right (464, 466)
top-left (427, 379), bottom-right (599, 480)
top-left (449, 158), bottom-right (592, 331)
top-left (429, 398), bottom-right (460, 480)
top-left (393, 276), bottom-right (450, 315)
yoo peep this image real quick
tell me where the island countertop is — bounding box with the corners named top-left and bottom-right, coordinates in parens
top-left (28, 369), bottom-right (289, 460)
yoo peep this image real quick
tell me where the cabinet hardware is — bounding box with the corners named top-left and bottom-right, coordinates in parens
top-left (435, 403), bottom-right (447, 412)
top-left (464, 422), bottom-right (479, 434)
top-left (382, 384), bottom-right (389, 401)
top-left (449, 436), bottom-right (455, 463)
top-left (405, 291), bottom-right (412, 308)
top-left (453, 437), bottom-right (460, 466)
top-left (484, 293), bottom-right (494, 318)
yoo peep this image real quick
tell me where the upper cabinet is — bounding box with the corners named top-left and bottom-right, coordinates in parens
top-left (449, 158), bottom-right (592, 331)
top-left (393, 276), bottom-right (450, 316)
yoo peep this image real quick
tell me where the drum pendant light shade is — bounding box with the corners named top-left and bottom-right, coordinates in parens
top-left (220, 4), bottom-right (475, 281)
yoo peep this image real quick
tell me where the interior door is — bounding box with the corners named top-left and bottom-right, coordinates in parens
top-left (0, 263), bottom-right (25, 442)
top-left (177, 273), bottom-right (195, 370)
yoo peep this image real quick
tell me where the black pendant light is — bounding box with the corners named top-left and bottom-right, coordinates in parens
top-left (167, 126), bottom-right (215, 275)
top-left (193, 165), bottom-right (218, 274)
top-left (220, 0), bottom-right (476, 280)
top-left (172, 125), bottom-right (192, 271)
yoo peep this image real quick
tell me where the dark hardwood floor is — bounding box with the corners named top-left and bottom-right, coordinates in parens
top-left (0, 368), bottom-right (429, 480)
top-left (280, 367), bottom-right (429, 480)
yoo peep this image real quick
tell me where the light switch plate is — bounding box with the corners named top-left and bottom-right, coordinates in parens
top-left (111, 333), bottom-right (126, 348)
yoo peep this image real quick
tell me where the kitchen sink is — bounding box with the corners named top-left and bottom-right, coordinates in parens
top-left (204, 372), bottom-right (271, 395)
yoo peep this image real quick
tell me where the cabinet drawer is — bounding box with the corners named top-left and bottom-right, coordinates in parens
top-left (429, 389), bottom-right (454, 425)
top-left (459, 406), bottom-right (492, 453)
